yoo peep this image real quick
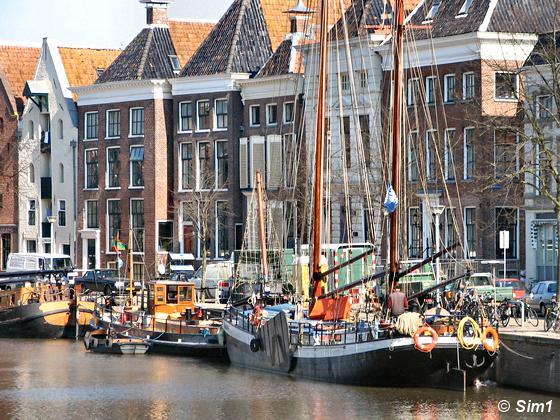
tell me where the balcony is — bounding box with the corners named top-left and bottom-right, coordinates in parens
top-left (40, 177), bottom-right (52, 199)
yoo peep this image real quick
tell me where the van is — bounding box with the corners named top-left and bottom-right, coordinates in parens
top-left (6, 253), bottom-right (74, 273)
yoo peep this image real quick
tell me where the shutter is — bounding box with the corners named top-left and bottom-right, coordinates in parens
top-left (251, 136), bottom-right (265, 187)
top-left (266, 135), bottom-right (282, 189)
top-left (239, 138), bottom-right (248, 188)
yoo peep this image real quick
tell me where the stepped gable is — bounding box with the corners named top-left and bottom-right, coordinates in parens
top-left (488, 0), bottom-right (560, 34)
top-left (0, 45), bottom-right (40, 114)
top-left (96, 26), bottom-right (178, 83)
top-left (330, 0), bottom-right (393, 40)
top-left (168, 19), bottom-right (215, 66)
top-left (58, 47), bottom-right (120, 89)
top-left (182, 0), bottom-right (273, 77)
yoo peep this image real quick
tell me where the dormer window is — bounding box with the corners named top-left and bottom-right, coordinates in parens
top-left (424, 0), bottom-right (440, 22)
top-left (169, 55), bottom-right (181, 73)
top-left (457, 0), bottom-right (473, 17)
top-left (96, 67), bottom-right (105, 77)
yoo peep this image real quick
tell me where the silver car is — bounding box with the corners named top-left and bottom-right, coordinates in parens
top-left (526, 281), bottom-right (557, 316)
top-left (191, 261), bottom-right (233, 303)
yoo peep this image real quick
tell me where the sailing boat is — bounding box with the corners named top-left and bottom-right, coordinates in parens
top-left (223, 0), bottom-right (497, 390)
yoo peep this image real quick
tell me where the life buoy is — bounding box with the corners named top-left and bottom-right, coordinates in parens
top-left (413, 326), bottom-right (439, 353)
top-left (250, 305), bottom-right (262, 327)
top-left (482, 326), bottom-right (499, 352)
top-left (250, 338), bottom-right (261, 352)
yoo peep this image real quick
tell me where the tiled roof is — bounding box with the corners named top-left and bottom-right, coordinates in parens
top-left (526, 32), bottom-right (560, 67)
top-left (257, 37), bottom-right (294, 76)
top-left (168, 20), bottom-right (215, 66)
top-left (330, 0), bottom-right (393, 40)
top-left (488, 0), bottom-right (560, 33)
top-left (182, 0), bottom-right (273, 77)
top-left (58, 47), bottom-right (120, 88)
top-left (96, 26), bottom-right (178, 83)
top-left (0, 45), bottom-right (40, 114)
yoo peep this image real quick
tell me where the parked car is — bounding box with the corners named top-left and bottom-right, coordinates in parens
top-left (462, 273), bottom-right (515, 302)
top-left (75, 269), bottom-right (129, 295)
top-left (495, 278), bottom-right (526, 300)
top-left (525, 281), bottom-right (557, 316)
top-left (191, 261), bottom-right (233, 303)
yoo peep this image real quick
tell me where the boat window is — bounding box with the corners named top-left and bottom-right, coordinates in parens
top-left (186, 286), bottom-right (193, 302)
top-left (167, 285), bottom-right (178, 304)
top-left (156, 286), bottom-right (165, 303)
top-left (51, 257), bottom-right (73, 270)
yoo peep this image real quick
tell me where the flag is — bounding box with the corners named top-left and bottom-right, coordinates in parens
top-left (113, 234), bottom-right (127, 252)
top-left (384, 184), bottom-right (399, 214)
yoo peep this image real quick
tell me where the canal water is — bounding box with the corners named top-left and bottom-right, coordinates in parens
top-left (0, 339), bottom-right (558, 419)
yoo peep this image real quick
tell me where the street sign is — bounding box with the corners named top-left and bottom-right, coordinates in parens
top-left (499, 230), bottom-right (510, 250)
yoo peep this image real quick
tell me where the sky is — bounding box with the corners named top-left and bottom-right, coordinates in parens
top-left (0, 0), bottom-right (233, 49)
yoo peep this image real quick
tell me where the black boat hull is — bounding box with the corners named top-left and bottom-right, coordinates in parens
top-left (0, 301), bottom-right (73, 339)
top-left (223, 320), bottom-right (494, 389)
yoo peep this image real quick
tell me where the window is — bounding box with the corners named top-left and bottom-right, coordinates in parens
top-left (464, 207), bottom-right (476, 257)
top-left (169, 55), bottom-right (180, 73)
top-left (266, 104), bottom-right (278, 126)
top-left (424, 0), bottom-right (440, 21)
top-left (130, 199), bottom-right (144, 253)
top-left (130, 146), bottom-right (144, 187)
top-left (445, 208), bottom-right (456, 247)
top-left (359, 70), bottom-right (368, 89)
top-left (158, 221), bottom-right (174, 252)
top-left (85, 112), bottom-right (98, 140)
top-left (341, 116), bottom-right (351, 169)
top-left (29, 164), bottom-right (35, 183)
top-left (26, 240), bottom-right (37, 253)
top-left (58, 200), bottom-right (66, 227)
top-left (444, 74), bottom-right (455, 103)
top-left (106, 110), bottom-right (120, 138)
top-left (86, 201), bottom-right (99, 229)
top-left (215, 140), bottom-right (228, 189)
top-left (444, 129), bottom-right (455, 181)
top-left (494, 128), bottom-right (517, 178)
top-left (29, 120), bottom-right (35, 139)
top-left (408, 131), bottom-right (419, 181)
top-left (133, 263), bottom-right (144, 282)
top-left (283, 133), bottom-right (296, 188)
top-left (426, 130), bottom-right (437, 180)
top-left (340, 73), bottom-right (349, 91)
top-left (216, 201), bottom-right (228, 258)
top-left (408, 208), bottom-right (422, 258)
top-left (59, 163), bottom-right (64, 183)
top-left (107, 147), bottom-right (120, 188)
top-left (407, 78), bottom-right (419, 106)
top-left (463, 128), bottom-right (474, 179)
top-left (215, 99), bottom-right (228, 130)
top-left (426, 76), bottom-right (436, 104)
top-left (129, 108), bottom-right (144, 136)
top-left (250, 105), bottom-right (260, 126)
top-left (496, 208), bottom-right (517, 259)
top-left (360, 115), bottom-right (371, 168)
top-left (58, 119), bottom-right (63, 139)
top-left (107, 200), bottom-right (121, 251)
top-left (197, 100), bottom-right (210, 131)
top-left (85, 149), bottom-right (99, 189)
top-left (463, 72), bottom-right (475, 101)
top-left (198, 142), bottom-right (211, 190)
top-left (457, 0), bottom-right (473, 15)
top-left (284, 102), bottom-right (294, 123)
top-left (495, 72), bottom-right (518, 100)
top-left (179, 102), bottom-right (193, 132)
top-left (180, 143), bottom-right (194, 190)
top-left (536, 95), bottom-right (553, 120)
top-left (28, 200), bottom-right (36, 226)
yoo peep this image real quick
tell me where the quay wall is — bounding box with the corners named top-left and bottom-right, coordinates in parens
top-left (494, 332), bottom-right (560, 394)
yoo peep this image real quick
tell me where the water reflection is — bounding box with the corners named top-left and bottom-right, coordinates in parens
top-left (0, 340), bottom-right (557, 419)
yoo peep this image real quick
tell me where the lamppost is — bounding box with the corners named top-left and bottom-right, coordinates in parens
top-left (431, 205), bottom-right (445, 304)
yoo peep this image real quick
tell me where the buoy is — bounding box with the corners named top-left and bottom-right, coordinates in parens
top-left (413, 326), bottom-right (439, 353)
top-left (482, 326), bottom-right (499, 352)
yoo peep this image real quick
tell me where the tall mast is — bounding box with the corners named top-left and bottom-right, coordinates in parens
top-left (255, 171), bottom-right (269, 284)
top-left (389, 0), bottom-right (405, 287)
top-left (311, 0), bottom-right (329, 296)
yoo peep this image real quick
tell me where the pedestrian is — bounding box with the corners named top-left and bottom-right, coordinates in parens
top-left (388, 287), bottom-right (408, 316)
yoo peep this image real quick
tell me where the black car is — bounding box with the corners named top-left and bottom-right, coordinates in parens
top-left (76, 269), bottom-right (125, 295)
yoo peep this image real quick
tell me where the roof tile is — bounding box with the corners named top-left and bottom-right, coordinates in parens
top-left (168, 20), bottom-right (215, 66)
top-left (0, 45), bottom-right (40, 113)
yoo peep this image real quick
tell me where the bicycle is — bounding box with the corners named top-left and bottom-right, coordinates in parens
top-left (544, 296), bottom-right (559, 332)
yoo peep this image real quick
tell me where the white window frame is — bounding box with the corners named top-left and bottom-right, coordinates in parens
top-left (105, 109), bottom-right (121, 139)
top-left (340, 73), bottom-right (350, 91)
top-left (359, 70), bottom-right (368, 89)
top-left (28, 199), bottom-right (37, 226)
top-left (197, 141), bottom-right (211, 191)
top-left (536, 95), bottom-right (553, 120)
top-left (494, 71), bottom-right (519, 102)
top-left (128, 107), bottom-right (145, 138)
top-left (408, 131), bottom-right (419, 182)
top-left (457, 0), bottom-right (473, 17)
top-left (129, 198), bottom-right (145, 255)
top-left (179, 142), bottom-right (194, 192)
top-left (106, 198), bottom-right (120, 254)
top-left (105, 146), bottom-right (121, 190)
top-left (84, 111), bottom-right (98, 141)
top-left (462, 72), bottom-right (475, 101)
top-left (463, 127), bottom-right (475, 180)
top-left (196, 100), bottom-right (211, 133)
top-left (178, 101), bottom-right (193, 133)
top-left (444, 128), bottom-right (455, 181)
top-left (266, 103), bottom-right (278, 126)
top-left (214, 98), bottom-right (228, 131)
top-left (426, 130), bottom-right (438, 180)
top-left (463, 206), bottom-right (476, 258)
top-left (214, 139), bottom-right (228, 191)
top-left (443, 74), bottom-right (455, 104)
top-left (214, 201), bottom-right (228, 259)
top-left (283, 101), bottom-right (295, 124)
top-left (58, 199), bottom-right (66, 227)
top-left (444, 207), bottom-right (456, 247)
top-left (129, 145), bottom-right (145, 189)
top-left (156, 219), bottom-right (174, 254)
top-left (84, 148), bottom-right (99, 190)
top-left (85, 199), bottom-right (99, 229)
top-left (426, 76), bottom-right (436, 104)
top-left (249, 105), bottom-right (260, 127)
top-left (407, 78), bottom-right (419, 106)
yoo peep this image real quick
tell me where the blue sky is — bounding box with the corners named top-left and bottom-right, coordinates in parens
top-left (0, 0), bottom-right (232, 49)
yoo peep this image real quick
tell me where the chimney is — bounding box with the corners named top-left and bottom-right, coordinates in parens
top-left (140, 0), bottom-right (173, 26)
top-left (285, 0), bottom-right (314, 36)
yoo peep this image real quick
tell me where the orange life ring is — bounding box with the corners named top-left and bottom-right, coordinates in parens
top-left (250, 305), bottom-right (262, 327)
top-left (482, 327), bottom-right (499, 352)
top-left (413, 326), bottom-right (439, 353)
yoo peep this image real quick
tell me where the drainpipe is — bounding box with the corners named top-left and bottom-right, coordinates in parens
top-left (70, 138), bottom-right (77, 263)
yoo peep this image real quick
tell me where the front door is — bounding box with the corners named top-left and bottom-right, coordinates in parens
top-left (183, 224), bottom-right (194, 254)
top-left (87, 239), bottom-right (96, 269)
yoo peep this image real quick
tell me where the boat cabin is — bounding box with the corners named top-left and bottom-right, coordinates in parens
top-left (149, 280), bottom-right (196, 316)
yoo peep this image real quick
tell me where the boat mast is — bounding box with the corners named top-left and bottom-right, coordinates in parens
top-left (389, 0), bottom-right (405, 290)
top-left (311, 0), bottom-right (329, 297)
top-left (255, 171), bottom-right (269, 285)
top-left (129, 228), bottom-right (134, 305)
